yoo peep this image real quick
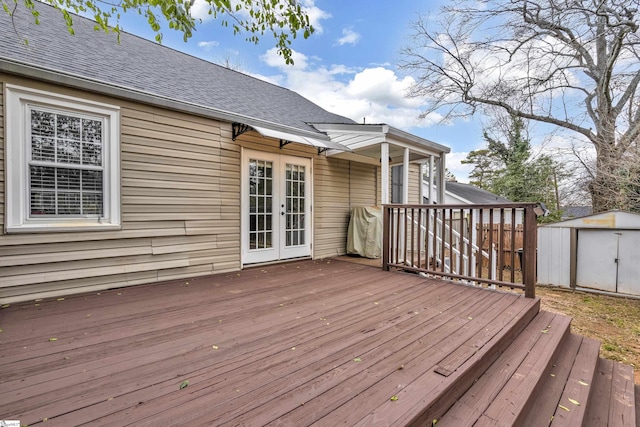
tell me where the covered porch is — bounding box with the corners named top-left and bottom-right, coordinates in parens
top-left (312, 123), bottom-right (450, 205)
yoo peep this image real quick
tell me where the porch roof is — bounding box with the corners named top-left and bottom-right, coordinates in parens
top-left (312, 123), bottom-right (450, 166)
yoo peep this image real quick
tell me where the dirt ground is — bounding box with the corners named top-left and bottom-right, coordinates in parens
top-left (536, 286), bottom-right (640, 384)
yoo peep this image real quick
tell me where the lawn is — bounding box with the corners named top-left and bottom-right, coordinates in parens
top-left (536, 285), bottom-right (640, 384)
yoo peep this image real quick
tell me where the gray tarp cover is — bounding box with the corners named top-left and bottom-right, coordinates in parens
top-left (347, 206), bottom-right (382, 259)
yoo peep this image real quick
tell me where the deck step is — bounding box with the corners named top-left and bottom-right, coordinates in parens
top-left (437, 310), bottom-right (572, 426)
top-left (583, 358), bottom-right (637, 426)
top-left (519, 334), bottom-right (600, 426)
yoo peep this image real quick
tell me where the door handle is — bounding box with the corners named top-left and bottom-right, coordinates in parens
top-left (281, 212), bottom-right (285, 216)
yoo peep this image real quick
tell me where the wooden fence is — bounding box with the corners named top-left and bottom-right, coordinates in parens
top-left (478, 224), bottom-right (525, 270)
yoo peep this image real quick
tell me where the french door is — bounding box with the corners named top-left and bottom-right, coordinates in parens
top-left (241, 149), bottom-right (311, 264)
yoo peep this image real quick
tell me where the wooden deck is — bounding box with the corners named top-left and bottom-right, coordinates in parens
top-left (0, 259), bottom-right (636, 426)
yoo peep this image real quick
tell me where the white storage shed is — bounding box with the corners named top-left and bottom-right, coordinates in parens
top-left (537, 211), bottom-right (640, 296)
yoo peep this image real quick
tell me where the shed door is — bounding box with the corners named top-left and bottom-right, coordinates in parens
top-left (241, 149), bottom-right (311, 265)
top-left (576, 230), bottom-right (618, 292)
top-left (617, 231), bottom-right (640, 295)
top-left (576, 229), bottom-right (640, 295)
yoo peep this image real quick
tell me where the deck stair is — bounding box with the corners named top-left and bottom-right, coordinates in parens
top-left (434, 310), bottom-right (638, 427)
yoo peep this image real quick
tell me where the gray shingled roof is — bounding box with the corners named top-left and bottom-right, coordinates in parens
top-left (0, 3), bottom-right (355, 135)
top-left (445, 181), bottom-right (513, 204)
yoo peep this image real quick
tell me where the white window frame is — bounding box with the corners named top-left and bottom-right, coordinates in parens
top-left (5, 84), bottom-right (121, 233)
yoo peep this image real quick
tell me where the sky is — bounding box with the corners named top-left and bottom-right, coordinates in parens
top-left (118, 0), bottom-right (486, 181)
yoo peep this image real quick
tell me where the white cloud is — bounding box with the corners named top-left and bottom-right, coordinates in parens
top-left (261, 47), bottom-right (309, 71)
top-left (301, 0), bottom-right (331, 34)
top-left (259, 48), bottom-right (443, 130)
top-left (336, 28), bottom-right (361, 46)
top-left (190, 0), bottom-right (215, 21)
top-left (445, 151), bottom-right (473, 183)
top-left (198, 40), bottom-right (219, 50)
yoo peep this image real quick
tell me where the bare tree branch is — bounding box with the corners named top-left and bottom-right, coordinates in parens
top-left (401, 0), bottom-right (640, 212)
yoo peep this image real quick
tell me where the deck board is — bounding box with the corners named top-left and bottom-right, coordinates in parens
top-left (0, 259), bottom-right (539, 426)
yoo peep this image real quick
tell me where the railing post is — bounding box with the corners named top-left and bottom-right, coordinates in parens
top-left (523, 204), bottom-right (537, 298)
top-left (382, 205), bottom-right (390, 271)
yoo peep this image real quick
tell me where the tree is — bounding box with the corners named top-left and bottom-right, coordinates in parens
top-left (462, 149), bottom-right (500, 189)
top-left (401, 0), bottom-right (640, 212)
top-left (3, 0), bottom-right (313, 64)
top-left (463, 115), bottom-right (565, 220)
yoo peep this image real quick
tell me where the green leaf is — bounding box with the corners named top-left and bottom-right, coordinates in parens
top-left (1, 304), bottom-right (10, 309)
top-left (558, 404), bottom-right (570, 412)
top-left (353, 357), bottom-right (361, 362)
top-left (390, 395), bottom-right (399, 401)
top-left (49, 337), bottom-right (58, 342)
top-left (179, 380), bottom-right (189, 389)
top-left (578, 380), bottom-right (589, 386)
top-left (568, 398), bottom-right (580, 406)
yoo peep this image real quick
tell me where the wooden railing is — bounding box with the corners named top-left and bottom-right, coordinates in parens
top-left (382, 203), bottom-right (538, 298)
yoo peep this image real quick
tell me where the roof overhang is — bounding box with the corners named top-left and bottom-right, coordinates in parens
top-left (311, 123), bottom-right (450, 163)
top-left (249, 125), bottom-right (350, 152)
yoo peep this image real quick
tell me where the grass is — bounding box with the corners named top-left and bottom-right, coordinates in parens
top-left (536, 285), bottom-right (640, 384)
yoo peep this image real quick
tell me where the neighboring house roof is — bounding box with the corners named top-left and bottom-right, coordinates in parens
top-left (424, 181), bottom-right (513, 204)
top-left (561, 206), bottom-right (593, 219)
top-left (0, 3), bottom-right (355, 138)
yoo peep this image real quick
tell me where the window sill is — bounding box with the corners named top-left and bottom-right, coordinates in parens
top-left (6, 222), bottom-right (121, 234)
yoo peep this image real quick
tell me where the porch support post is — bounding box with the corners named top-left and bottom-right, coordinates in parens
top-left (428, 155), bottom-right (435, 204)
top-left (381, 142), bottom-right (390, 204)
top-left (438, 155), bottom-right (446, 205)
top-left (419, 160), bottom-right (426, 204)
top-left (402, 147), bottom-right (410, 204)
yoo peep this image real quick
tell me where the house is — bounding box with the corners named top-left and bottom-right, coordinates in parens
top-left (561, 205), bottom-right (593, 220)
top-left (0, 3), bottom-right (449, 304)
top-left (538, 210), bottom-right (640, 296)
top-left (1, 6), bottom-right (637, 426)
top-left (423, 180), bottom-right (524, 226)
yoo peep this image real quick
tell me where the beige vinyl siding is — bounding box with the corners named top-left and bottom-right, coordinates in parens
top-left (349, 162), bottom-right (377, 208)
top-left (0, 75), bottom-right (241, 303)
top-left (408, 163), bottom-right (422, 204)
top-left (0, 76), bottom-right (383, 302)
top-left (313, 157), bottom-right (351, 258)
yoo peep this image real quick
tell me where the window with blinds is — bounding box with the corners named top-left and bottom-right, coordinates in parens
top-left (29, 108), bottom-right (105, 217)
top-left (5, 84), bottom-right (121, 233)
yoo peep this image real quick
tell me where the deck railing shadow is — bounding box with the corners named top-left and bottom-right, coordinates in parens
top-left (382, 203), bottom-right (538, 298)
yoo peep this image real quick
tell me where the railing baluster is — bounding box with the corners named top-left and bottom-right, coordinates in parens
top-left (511, 208), bottom-right (516, 283)
top-left (394, 207), bottom-right (400, 265)
top-left (468, 209), bottom-right (474, 279)
top-left (411, 208), bottom-right (415, 267)
top-left (383, 206), bottom-right (390, 271)
top-left (403, 207), bottom-right (408, 265)
top-left (432, 209), bottom-right (439, 271)
top-left (440, 208), bottom-right (446, 273)
top-left (498, 208), bottom-right (505, 282)
top-left (425, 207), bottom-right (431, 271)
